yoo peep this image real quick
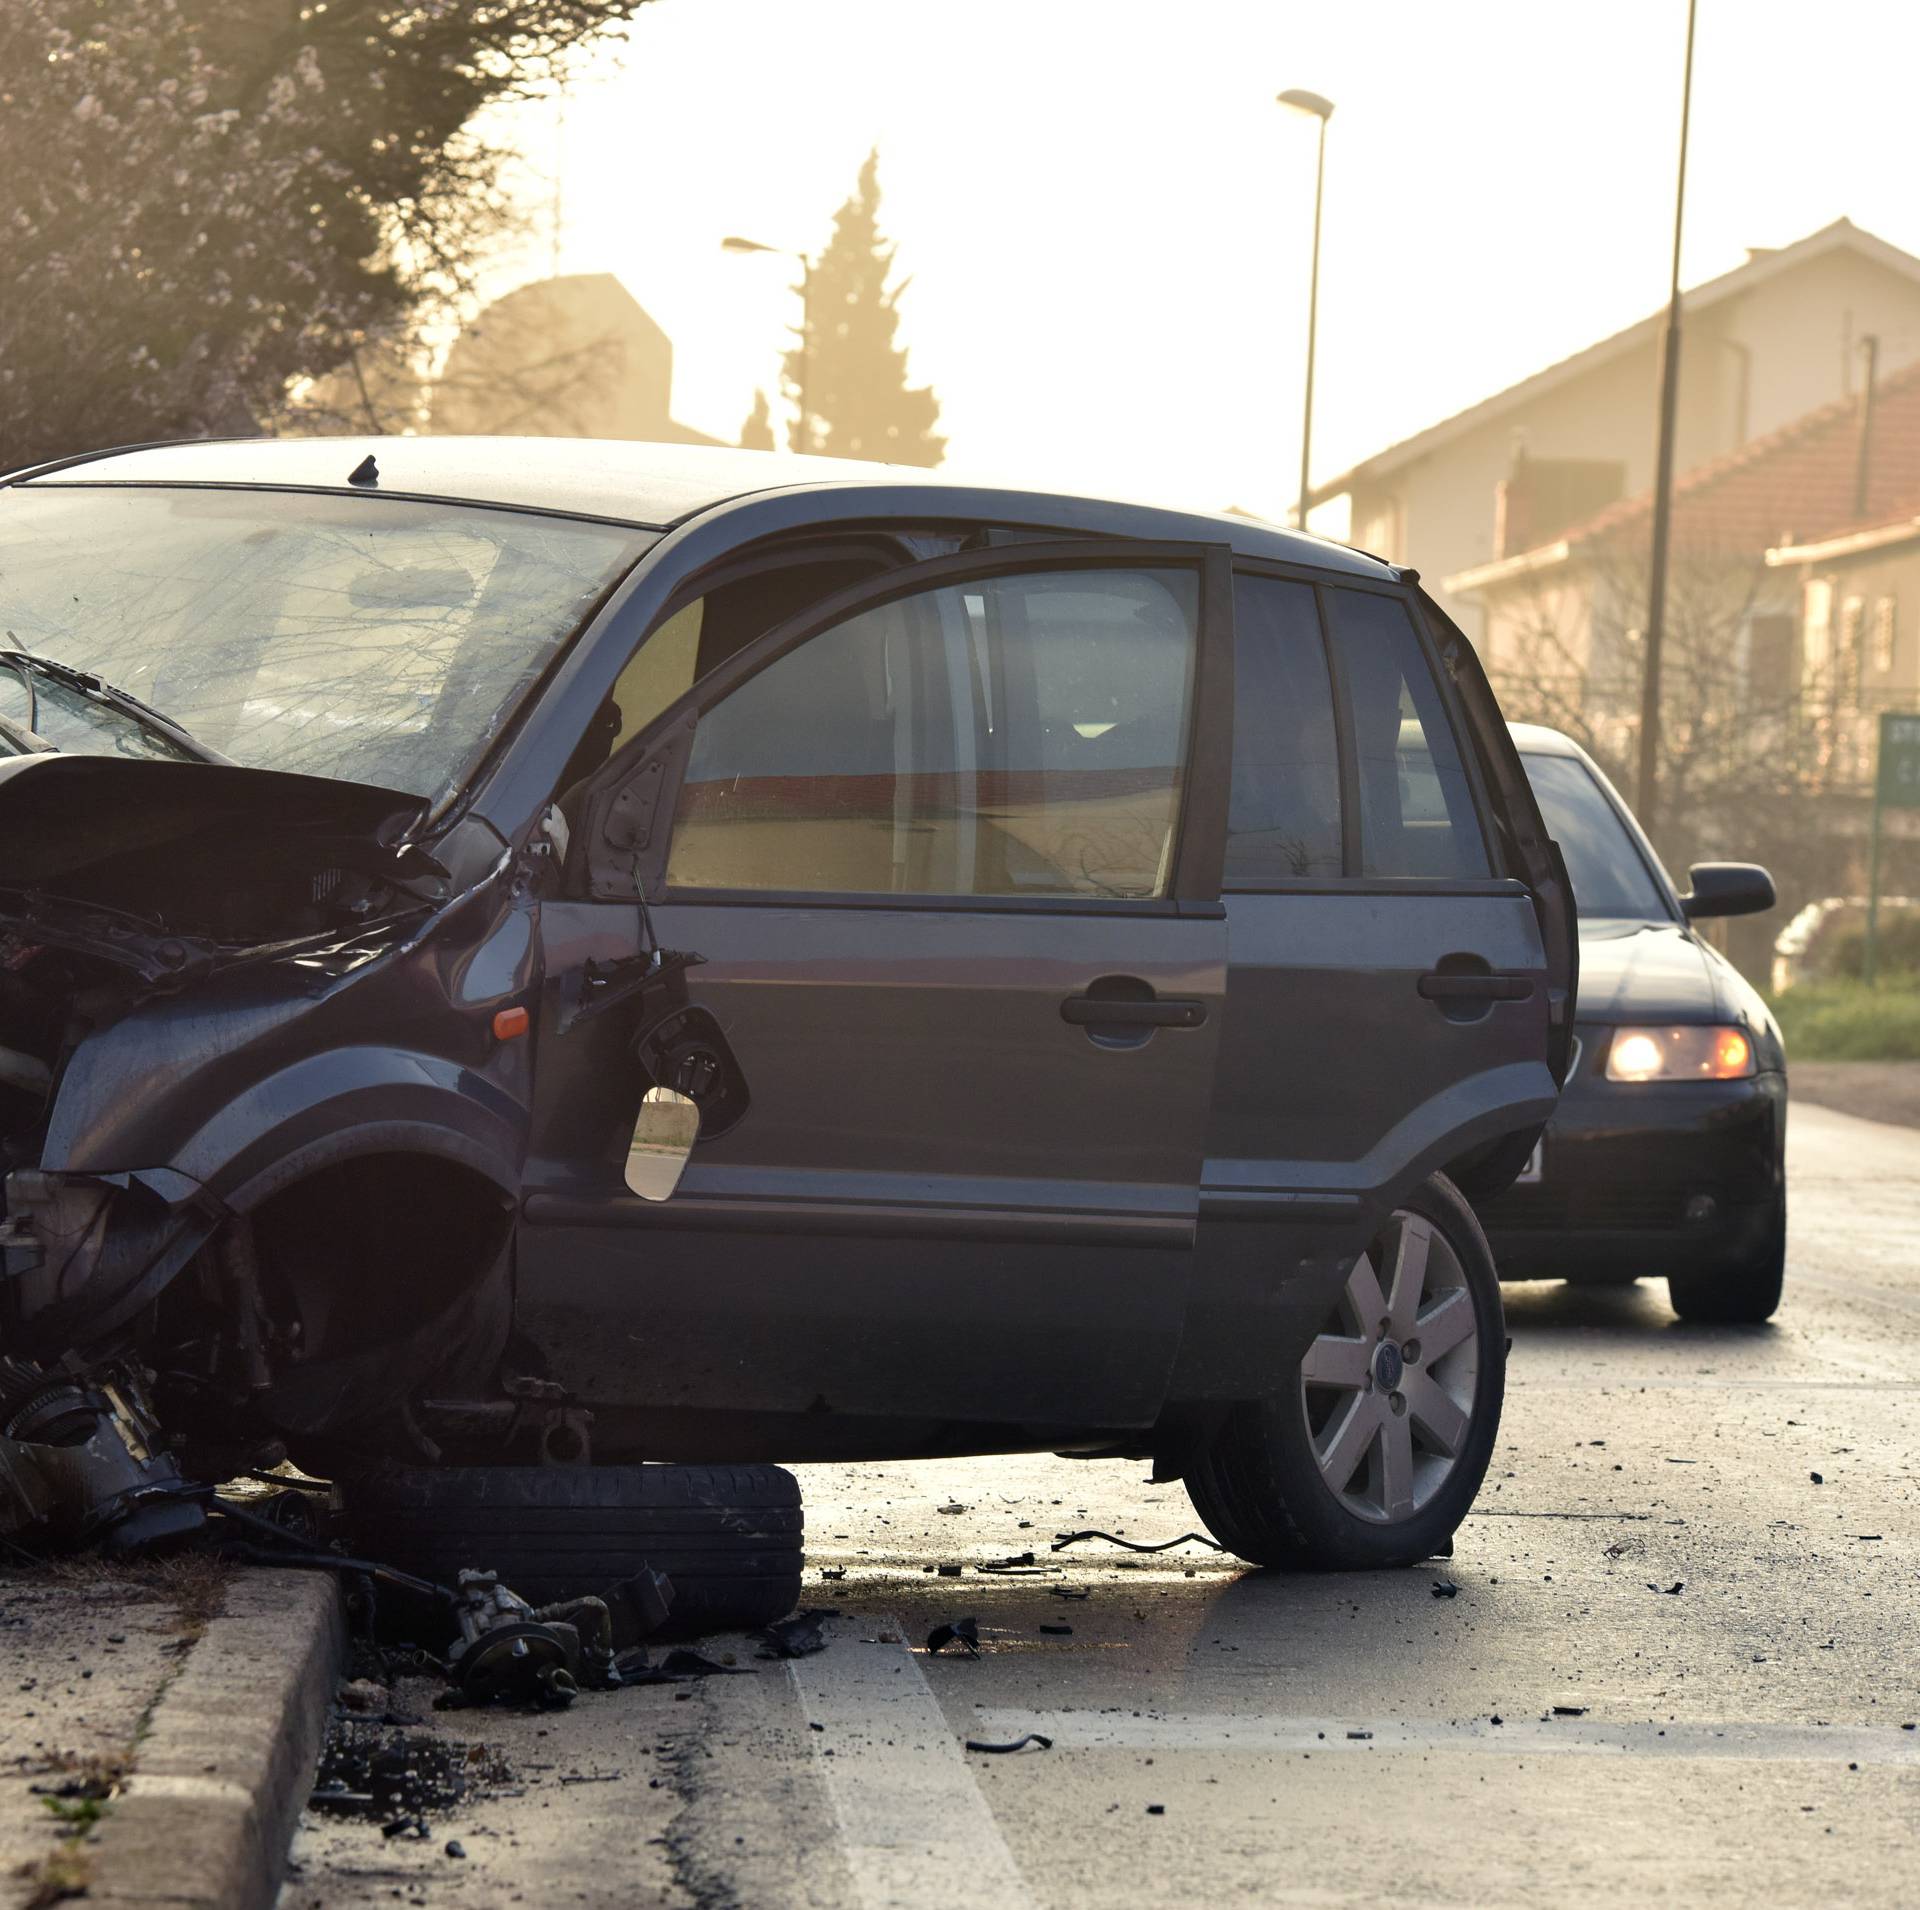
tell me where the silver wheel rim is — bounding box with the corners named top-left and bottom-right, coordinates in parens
top-left (1298, 1209), bottom-right (1481, 1525)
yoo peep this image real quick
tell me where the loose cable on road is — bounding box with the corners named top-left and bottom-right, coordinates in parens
top-left (1050, 1529), bottom-right (1225, 1554)
top-left (964, 1733), bottom-right (1053, 1754)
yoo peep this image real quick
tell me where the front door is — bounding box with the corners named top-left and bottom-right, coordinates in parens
top-left (518, 541), bottom-right (1234, 1444)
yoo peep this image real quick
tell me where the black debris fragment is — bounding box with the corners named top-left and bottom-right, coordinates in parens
top-left (926, 1617), bottom-right (981, 1658)
top-left (1039, 1623), bottom-right (1074, 1636)
top-left (757, 1611), bottom-right (834, 1660)
top-left (936, 1564), bottom-right (964, 1578)
top-left (1810, 1472), bottom-right (1825, 1484)
top-left (1647, 1581), bottom-right (1685, 1595)
top-left (1050, 1530), bottom-right (1225, 1555)
top-left (1430, 1581), bottom-right (1460, 1599)
top-left (446, 1840), bottom-right (467, 1859)
top-left (1146, 1804), bottom-right (1166, 1815)
top-left (820, 1567), bottom-right (848, 1581)
top-left (1049, 1587), bottom-right (1091, 1602)
top-left (1552, 1706), bottom-right (1589, 1717)
top-left (1346, 1730), bottom-right (1373, 1741)
top-left (965, 1733), bottom-right (1053, 1755)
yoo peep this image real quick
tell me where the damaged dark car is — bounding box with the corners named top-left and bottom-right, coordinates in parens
top-left (0, 437), bottom-right (1573, 1588)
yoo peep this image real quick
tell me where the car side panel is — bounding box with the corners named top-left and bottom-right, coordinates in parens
top-left (1168, 887), bottom-right (1555, 1399)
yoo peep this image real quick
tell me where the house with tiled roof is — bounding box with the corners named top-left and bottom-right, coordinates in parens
top-left (1445, 354), bottom-right (1920, 734)
top-left (1314, 219), bottom-right (1920, 630)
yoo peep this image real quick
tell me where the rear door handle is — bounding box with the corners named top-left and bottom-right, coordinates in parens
top-left (1417, 972), bottom-right (1534, 1002)
top-left (1061, 995), bottom-right (1208, 1028)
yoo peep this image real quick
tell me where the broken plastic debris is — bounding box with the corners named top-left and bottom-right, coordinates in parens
top-left (964, 1733), bottom-right (1053, 1754)
top-left (1430, 1581), bottom-right (1460, 1599)
top-left (1646, 1581), bottom-right (1685, 1595)
top-left (925, 1617), bottom-right (980, 1658)
top-left (757, 1611), bottom-right (834, 1660)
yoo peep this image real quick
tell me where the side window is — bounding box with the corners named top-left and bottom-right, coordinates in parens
top-left (1325, 587), bottom-right (1488, 878)
top-left (664, 567), bottom-right (1198, 898)
top-left (1224, 576), bottom-right (1342, 881)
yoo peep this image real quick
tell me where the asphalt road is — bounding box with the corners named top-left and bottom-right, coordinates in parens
top-left (281, 1100), bottom-right (1920, 1907)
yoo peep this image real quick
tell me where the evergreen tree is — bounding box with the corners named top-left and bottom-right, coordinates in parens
top-left (785, 151), bottom-right (944, 466)
top-left (738, 388), bottom-right (776, 450)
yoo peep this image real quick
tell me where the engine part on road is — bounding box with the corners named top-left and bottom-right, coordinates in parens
top-left (0, 1356), bottom-right (203, 1551)
top-left (444, 1570), bottom-right (593, 1709)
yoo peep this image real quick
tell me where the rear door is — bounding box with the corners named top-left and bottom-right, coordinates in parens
top-left (1202, 573), bottom-right (1555, 1340)
top-left (518, 541), bottom-right (1234, 1436)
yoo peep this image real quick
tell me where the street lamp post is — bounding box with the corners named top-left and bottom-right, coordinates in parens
top-left (722, 235), bottom-right (813, 452)
top-left (1277, 89), bottom-right (1334, 532)
top-left (1635, 0), bottom-right (1699, 833)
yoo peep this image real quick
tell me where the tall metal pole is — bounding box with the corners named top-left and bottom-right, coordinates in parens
top-left (1635, 0), bottom-right (1699, 831)
top-left (1297, 114), bottom-right (1328, 531)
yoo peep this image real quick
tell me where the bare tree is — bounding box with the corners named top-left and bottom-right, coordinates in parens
top-left (1488, 535), bottom-right (1834, 895)
top-left (0, 2), bottom-right (656, 467)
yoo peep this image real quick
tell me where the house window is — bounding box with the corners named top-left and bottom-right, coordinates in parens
top-left (1872, 596), bottom-right (1898, 674)
top-left (1839, 596), bottom-right (1866, 696)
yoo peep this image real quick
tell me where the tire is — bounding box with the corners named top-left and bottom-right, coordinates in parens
top-left (1186, 1172), bottom-right (1506, 1571)
top-left (1667, 1190), bottom-right (1785, 1324)
top-left (337, 1462), bottom-right (803, 1637)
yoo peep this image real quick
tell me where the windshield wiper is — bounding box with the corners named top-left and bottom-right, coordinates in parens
top-left (0, 645), bottom-right (229, 765)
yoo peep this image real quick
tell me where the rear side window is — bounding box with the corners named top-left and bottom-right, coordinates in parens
top-left (664, 567), bottom-right (1198, 899)
top-left (1325, 588), bottom-right (1488, 878)
top-left (1224, 576), bottom-right (1342, 881)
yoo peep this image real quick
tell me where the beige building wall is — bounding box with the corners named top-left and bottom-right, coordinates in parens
top-left (1347, 245), bottom-right (1920, 635)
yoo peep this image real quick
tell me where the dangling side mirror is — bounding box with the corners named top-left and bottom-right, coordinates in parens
top-left (625, 1086), bottom-right (698, 1200)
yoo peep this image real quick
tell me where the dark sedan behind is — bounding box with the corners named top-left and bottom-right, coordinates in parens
top-left (1476, 725), bottom-right (1785, 1322)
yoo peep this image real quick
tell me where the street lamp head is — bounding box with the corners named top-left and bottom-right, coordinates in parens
top-left (1277, 88), bottom-right (1335, 121)
top-left (721, 235), bottom-right (778, 255)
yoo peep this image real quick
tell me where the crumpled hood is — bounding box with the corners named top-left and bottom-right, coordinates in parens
top-left (1575, 919), bottom-right (1719, 1023)
top-left (0, 754), bottom-right (428, 893)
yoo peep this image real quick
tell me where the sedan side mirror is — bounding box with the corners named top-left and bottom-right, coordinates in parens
top-left (1681, 862), bottom-right (1776, 920)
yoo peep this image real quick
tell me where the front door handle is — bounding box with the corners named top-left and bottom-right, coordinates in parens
top-left (1417, 972), bottom-right (1534, 1002)
top-left (1062, 995), bottom-right (1208, 1029)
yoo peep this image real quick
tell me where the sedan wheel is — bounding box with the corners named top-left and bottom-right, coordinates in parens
top-left (1187, 1171), bottom-right (1506, 1570)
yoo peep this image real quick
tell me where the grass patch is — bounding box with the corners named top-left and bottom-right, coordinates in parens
top-left (1767, 978), bottom-right (1920, 1060)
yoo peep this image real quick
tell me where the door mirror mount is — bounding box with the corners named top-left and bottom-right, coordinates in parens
top-left (1681, 862), bottom-right (1775, 920)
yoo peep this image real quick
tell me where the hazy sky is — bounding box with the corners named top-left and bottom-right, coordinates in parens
top-left (489, 0), bottom-right (1920, 531)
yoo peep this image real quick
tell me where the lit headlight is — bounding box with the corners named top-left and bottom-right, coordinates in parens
top-left (1604, 1025), bottom-right (1755, 1082)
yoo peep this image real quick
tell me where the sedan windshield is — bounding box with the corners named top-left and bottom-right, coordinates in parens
top-left (0, 485), bottom-right (649, 805)
top-left (1522, 751), bottom-right (1672, 921)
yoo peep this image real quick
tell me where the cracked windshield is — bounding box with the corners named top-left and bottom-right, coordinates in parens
top-left (0, 487), bottom-right (645, 800)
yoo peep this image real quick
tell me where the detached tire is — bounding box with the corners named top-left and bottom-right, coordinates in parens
top-left (338, 1463), bottom-right (802, 1637)
top-left (1667, 1190), bottom-right (1786, 1324)
top-left (1187, 1173), bottom-right (1505, 1571)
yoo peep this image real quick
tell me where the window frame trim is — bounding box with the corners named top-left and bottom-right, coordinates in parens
top-left (576, 537), bottom-right (1237, 908)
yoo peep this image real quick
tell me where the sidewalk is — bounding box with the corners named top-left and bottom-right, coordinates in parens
top-left (0, 1561), bottom-right (340, 1910)
top-left (1791, 1059), bottom-right (1920, 1129)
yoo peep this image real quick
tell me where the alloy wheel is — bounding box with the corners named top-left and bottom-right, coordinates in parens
top-left (1297, 1208), bottom-right (1482, 1524)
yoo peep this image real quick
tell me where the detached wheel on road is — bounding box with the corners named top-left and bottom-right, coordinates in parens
top-left (338, 1462), bottom-right (803, 1636)
top-left (1667, 1189), bottom-right (1786, 1325)
top-left (1187, 1173), bottom-right (1505, 1571)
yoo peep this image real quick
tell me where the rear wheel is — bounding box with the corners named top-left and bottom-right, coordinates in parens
top-left (1187, 1173), bottom-right (1505, 1570)
top-left (336, 1462), bottom-right (803, 1636)
top-left (1667, 1190), bottom-right (1785, 1324)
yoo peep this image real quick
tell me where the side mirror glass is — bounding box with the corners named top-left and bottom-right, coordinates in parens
top-left (1682, 862), bottom-right (1776, 920)
top-left (625, 1086), bottom-right (698, 1200)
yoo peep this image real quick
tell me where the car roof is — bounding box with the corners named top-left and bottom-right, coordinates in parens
top-left (1506, 720), bottom-right (1588, 758)
top-left (7, 435), bottom-right (1396, 579)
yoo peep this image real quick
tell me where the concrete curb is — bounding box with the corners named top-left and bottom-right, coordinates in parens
top-left (89, 1567), bottom-right (345, 1909)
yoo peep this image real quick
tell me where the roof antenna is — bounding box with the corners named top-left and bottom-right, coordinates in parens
top-left (348, 453), bottom-right (379, 487)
